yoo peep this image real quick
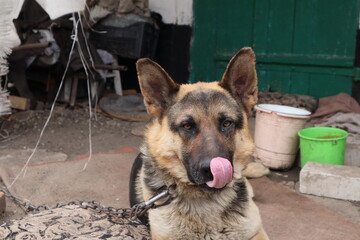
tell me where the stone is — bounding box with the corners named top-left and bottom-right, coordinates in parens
top-left (300, 162), bottom-right (360, 201)
top-left (345, 142), bottom-right (360, 167)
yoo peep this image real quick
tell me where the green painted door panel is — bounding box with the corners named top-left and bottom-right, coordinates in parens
top-left (213, 60), bottom-right (354, 98)
top-left (190, 0), bottom-right (360, 98)
top-left (215, 0), bottom-right (254, 55)
top-left (256, 64), bottom-right (354, 98)
top-left (253, 0), bottom-right (296, 54)
top-left (190, 0), bottom-right (217, 83)
top-left (293, 0), bottom-right (358, 58)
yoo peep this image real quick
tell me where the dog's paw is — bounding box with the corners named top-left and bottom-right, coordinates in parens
top-left (242, 162), bottom-right (270, 178)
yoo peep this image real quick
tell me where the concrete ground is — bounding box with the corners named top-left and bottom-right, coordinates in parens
top-left (0, 107), bottom-right (359, 226)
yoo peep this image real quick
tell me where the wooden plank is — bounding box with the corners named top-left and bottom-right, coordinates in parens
top-left (214, 58), bottom-right (353, 97)
top-left (253, 0), bottom-right (270, 52)
top-left (293, 0), bottom-right (358, 57)
top-left (287, 71), bottom-right (310, 95)
top-left (266, 70), bottom-right (291, 93)
top-left (189, 0), bottom-right (217, 83)
top-left (308, 73), bottom-right (353, 98)
top-left (215, 0), bottom-right (254, 55)
top-left (260, 67), bottom-right (352, 98)
top-left (215, 53), bottom-right (354, 67)
top-left (257, 54), bottom-right (354, 67)
top-left (257, 69), bottom-right (269, 92)
top-left (254, 0), bottom-right (296, 54)
top-left (190, 0), bottom-right (359, 98)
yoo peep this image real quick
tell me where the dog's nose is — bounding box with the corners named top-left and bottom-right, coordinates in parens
top-left (199, 161), bottom-right (213, 181)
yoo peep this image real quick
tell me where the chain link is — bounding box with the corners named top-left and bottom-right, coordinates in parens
top-left (0, 188), bottom-right (51, 212)
top-left (0, 185), bottom-right (175, 220)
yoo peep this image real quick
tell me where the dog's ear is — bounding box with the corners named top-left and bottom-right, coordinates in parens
top-left (219, 47), bottom-right (258, 114)
top-left (136, 58), bottom-right (179, 118)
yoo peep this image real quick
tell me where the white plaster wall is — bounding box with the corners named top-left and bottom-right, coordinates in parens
top-left (11, 0), bottom-right (24, 19)
top-left (11, 0), bottom-right (192, 25)
top-left (36, 0), bottom-right (86, 19)
top-left (8, 0), bottom-right (86, 47)
top-left (12, 0), bottom-right (85, 20)
top-left (149, 0), bottom-right (193, 25)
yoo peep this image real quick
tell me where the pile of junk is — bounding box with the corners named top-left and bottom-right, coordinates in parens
top-left (0, 0), bottom-right (161, 111)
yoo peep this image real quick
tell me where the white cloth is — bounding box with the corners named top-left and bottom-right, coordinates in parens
top-left (315, 112), bottom-right (360, 144)
top-left (0, 0), bottom-right (21, 76)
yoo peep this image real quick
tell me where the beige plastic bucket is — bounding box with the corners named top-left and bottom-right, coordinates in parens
top-left (253, 104), bottom-right (311, 170)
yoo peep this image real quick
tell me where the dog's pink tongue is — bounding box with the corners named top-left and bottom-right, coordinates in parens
top-left (206, 157), bottom-right (233, 189)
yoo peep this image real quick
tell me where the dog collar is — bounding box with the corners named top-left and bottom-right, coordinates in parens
top-left (130, 184), bottom-right (176, 220)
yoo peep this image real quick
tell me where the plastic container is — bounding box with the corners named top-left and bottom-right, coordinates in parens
top-left (298, 127), bottom-right (348, 167)
top-left (254, 104), bottom-right (311, 169)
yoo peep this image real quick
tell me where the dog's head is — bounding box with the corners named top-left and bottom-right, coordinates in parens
top-left (137, 47), bottom-right (257, 191)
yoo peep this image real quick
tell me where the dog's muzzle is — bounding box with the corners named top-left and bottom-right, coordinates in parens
top-left (205, 157), bottom-right (233, 188)
top-left (191, 157), bottom-right (233, 189)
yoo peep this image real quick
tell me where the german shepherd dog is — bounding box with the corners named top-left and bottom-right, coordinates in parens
top-left (129, 47), bottom-right (269, 240)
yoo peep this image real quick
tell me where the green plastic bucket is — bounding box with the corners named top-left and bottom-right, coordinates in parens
top-left (298, 127), bottom-right (348, 167)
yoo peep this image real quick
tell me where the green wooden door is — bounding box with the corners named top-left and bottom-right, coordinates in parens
top-left (190, 0), bottom-right (360, 98)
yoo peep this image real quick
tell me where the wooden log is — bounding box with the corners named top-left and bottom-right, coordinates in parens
top-left (93, 64), bottom-right (128, 71)
top-left (11, 42), bottom-right (50, 52)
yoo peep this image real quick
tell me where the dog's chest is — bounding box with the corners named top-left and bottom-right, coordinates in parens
top-left (148, 199), bottom-right (258, 240)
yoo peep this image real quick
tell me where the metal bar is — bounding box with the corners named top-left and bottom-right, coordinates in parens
top-left (93, 64), bottom-right (128, 71)
top-left (12, 42), bottom-right (51, 52)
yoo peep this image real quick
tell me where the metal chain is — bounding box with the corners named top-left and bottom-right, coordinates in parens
top-left (0, 188), bottom-right (51, 212)
top-left (0, 185), bottom-right (175, 220)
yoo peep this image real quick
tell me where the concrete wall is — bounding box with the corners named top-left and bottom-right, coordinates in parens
top-left (11, 0), bottom-right (193, 25)
top-left (36, 0), bottom-right (86, 19)
top-left (149, 0), bottom-right (193, 25)
top-left (12, 0), bottom-right (85, 20)
top-left (12, 0), bottom-right (85, 19)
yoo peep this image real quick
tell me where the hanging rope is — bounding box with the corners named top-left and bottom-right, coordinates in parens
top-left (8, 10), bottom-right (98, 188)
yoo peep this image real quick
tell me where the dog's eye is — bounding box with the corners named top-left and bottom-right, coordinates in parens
top-left (182, 123), bottom-right (193, 130)
top-left (222, 120), bottom-right (233, 128)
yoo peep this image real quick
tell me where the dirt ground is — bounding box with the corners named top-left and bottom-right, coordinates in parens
top-left (0, 103), bottom-right (144, 223)
top-left (0, 105), bottom-right (144, 159)
top-left (1, 104), bottom-right (359, 226)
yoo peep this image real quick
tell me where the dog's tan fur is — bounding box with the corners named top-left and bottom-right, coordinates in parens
top-left (130, 47), bottom-right (269, 240)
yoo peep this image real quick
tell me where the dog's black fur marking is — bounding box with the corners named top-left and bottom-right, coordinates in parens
top-left (129, 153), bottom-right (143, 207)
top-left (222, 181), bottom-right (248, 219)
top-left (143, 162), bottom-right (163, 193)
top-left (129, 153), bottom-right (151, 225)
